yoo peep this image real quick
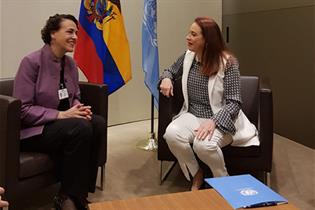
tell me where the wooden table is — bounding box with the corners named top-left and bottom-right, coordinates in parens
top-left (89, 189), bottom-right (299, 210)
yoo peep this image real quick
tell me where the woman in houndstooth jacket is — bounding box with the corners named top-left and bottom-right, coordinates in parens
top-left (159, 17), bottom-right (259, 191)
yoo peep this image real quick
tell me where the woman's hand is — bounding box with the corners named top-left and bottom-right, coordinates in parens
top-left (195, 119), bottom-right (216, 140)
top-left (57, 104), bottom-right (92, 120)
top-left (0, 187), bottom-right (9, 208)
top-left (159, 78), bottom-right (174, 97)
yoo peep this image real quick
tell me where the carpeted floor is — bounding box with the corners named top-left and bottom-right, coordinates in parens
top-left (19, 120), bottom-right (314, 210)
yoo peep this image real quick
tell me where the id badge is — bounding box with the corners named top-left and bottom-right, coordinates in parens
top-left (58, 88), bottom-right (69, 100)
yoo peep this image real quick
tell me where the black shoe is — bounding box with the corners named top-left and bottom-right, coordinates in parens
top-left (71, 196), bottom-right (90, 210)
top-left (53, 194), bottom-right (67, 210)
top-left (53, 194), bottom-right (77, 210)
top-left (200, 181), bottom-right (212, 189)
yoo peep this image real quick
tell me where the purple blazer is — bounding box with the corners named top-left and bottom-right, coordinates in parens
top-left (13, 45), bottom-right (81, 139)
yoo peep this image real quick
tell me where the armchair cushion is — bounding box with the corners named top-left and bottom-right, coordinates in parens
top-left (222, 146), bottom-right (261, 158)
top-left (19, 153), bottom-right (54, 179)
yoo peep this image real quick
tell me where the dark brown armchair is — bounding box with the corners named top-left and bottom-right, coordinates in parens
top-left (158, 76), bottom-right (273, 184)
top-left (0, 79), bottom-right (108, 210)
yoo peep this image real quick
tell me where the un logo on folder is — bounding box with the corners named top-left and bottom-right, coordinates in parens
top-left (239, 188), bottom-right (259, 196)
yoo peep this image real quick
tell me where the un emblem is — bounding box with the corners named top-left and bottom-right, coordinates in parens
top-left (239, 188), bottom-right (259, 196)
top-left (143, 0), bottom-right (158, 47)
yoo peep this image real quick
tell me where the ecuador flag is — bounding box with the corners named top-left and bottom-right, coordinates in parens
top-left (74, 0), bottom-right (132, 94)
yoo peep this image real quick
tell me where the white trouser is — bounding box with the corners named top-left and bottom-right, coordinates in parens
top-left (163, 112), bottom-right (233, 181)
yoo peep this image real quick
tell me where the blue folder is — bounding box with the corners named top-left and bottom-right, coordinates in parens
top-left (205, 174), bottom-right (288, 209)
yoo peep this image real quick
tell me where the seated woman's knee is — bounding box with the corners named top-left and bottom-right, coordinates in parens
top-left (67, 118), bottom-right (93, 139)
top-left (91, 114), bottom-right (106, 130)
top-left (193, 140), bottom-right (218, 155)
top-left (163, 124), bottom-right (181, 144)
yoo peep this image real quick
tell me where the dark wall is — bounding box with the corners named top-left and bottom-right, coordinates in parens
top-left (223, 6), bottom-right (315, 148)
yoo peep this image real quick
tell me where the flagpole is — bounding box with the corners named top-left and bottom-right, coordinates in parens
top-left (136, 94), bottom-right (158, 151)
top-left (150, 94), bottom-right (154, 138)
top-left (137, 0), bottom-right (158, 151)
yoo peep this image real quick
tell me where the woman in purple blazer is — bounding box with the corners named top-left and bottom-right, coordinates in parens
top-left (13, 14), bottom-right (105, 210)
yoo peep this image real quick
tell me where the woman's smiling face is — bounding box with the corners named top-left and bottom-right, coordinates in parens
top-left (50, 19), bottom-right (78, 55)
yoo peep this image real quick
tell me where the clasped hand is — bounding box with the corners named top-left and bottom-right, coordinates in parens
top-left (160, 78), bottom-right (173, 97)
top-left (195, 119), bottom-right (216, 140)
top-left (58, 104), bottom-right (92, 120)
top-left (0, 187), bottom-right (9, 208)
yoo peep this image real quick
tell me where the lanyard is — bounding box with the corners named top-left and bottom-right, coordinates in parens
top-left (59, 57), bottom-right (66, 89)
top-left (57, 56), bottom-right (70, 110)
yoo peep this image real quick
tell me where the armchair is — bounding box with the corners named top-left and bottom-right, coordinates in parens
top-left (158, 76), bottom-right (273, 184)
top-left (0, 79), bottom-right (108, 210)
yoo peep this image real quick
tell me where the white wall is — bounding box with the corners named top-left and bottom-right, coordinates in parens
top-left (1, 0), bottom-right (80, 78)
top-left (1, 0), bottom-right (222, 125)
top-left (157, 0), bottom-right (222, 71)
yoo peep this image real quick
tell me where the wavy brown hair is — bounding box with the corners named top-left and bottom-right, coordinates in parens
top-left (195, 17), bottom-right (230, 76)
top-left (41, 14), bottom-right (78, 44)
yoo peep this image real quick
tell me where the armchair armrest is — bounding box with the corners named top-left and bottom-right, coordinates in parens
top-left (79, 82), bottom-right (108, 166)
top-left (258, 78), bottom-right (273, 170)
top-left (0, 95), bottom-right (21, 188)
top-left (158, 93), bottom-right (174, 126)
top-left (158, 93), bottom-right (176, 161)
top-left (79, 82), bottom-right (108, 121)
top-left (157, 76), bottom-right (184, 161)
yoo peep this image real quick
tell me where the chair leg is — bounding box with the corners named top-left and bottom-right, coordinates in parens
top-left (100, 165), bottom-right (105, 191)
top-left (265, 172), bottom-right (270, 186)
top-left (261, 171), bottom-right (270, 186)
top-left (96, 165), bottom-right (105, 191)
top-left (159, 160), bottom-right (177, 185)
